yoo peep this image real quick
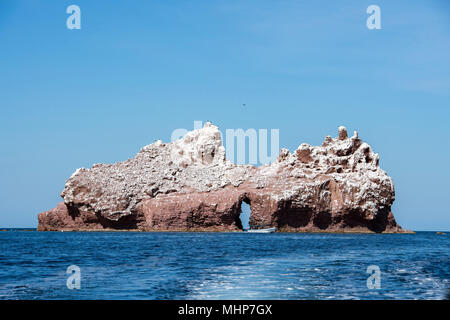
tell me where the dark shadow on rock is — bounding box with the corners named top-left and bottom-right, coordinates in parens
top-left (96, 212), bottom-right (139, 230)
top-left (368, 207), bottom-right (390, 233)
top-left (343, 208), bottom-right (390, 233)
top-left (67, 205), bottom-right (80, 220)
top-left (276, 200), bottom-right (313, 229)
top-left (313, 211), bottom-right (332, 230)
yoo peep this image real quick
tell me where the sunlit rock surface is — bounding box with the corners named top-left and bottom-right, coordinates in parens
top-left (38, 123), bottom-right (408, 233)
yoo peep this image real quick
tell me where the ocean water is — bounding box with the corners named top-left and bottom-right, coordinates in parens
top-left (0, 231), bottom-right (448, 300)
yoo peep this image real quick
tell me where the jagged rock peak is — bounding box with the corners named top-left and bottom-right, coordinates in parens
top-left (338, 126), bottom-right (348, 140)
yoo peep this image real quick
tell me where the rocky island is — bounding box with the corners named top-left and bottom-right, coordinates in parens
top-left (38, 123), bottom-right (407, 233)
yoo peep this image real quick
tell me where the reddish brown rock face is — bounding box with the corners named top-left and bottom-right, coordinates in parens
top-left (37, 124), bottom-right (408, 233)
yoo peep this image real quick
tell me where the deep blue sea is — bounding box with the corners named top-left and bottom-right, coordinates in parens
top-left (0, 231), bottom-right (448, 300)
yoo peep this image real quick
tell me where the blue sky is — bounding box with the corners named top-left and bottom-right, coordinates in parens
top-left (0, 0), bottom-right (449, 230)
